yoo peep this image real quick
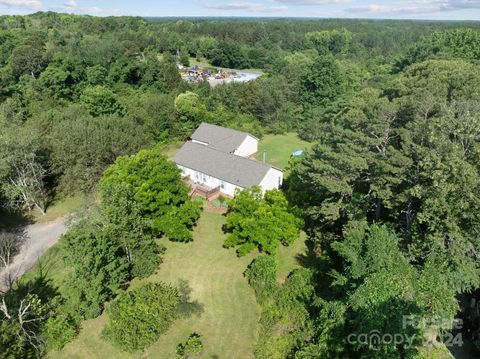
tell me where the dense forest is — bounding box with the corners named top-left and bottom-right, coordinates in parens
top-left (0, 12), bottom-right (479, 359)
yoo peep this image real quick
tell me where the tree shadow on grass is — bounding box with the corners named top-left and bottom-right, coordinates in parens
top-left (294, 238), bottom-right (340, 301)
top-left (294, 238), bottom-right (321, 269)
top-left (177, 279), bottom-right (204, 318)
top-left (9, 272), bottom-right (59, 304)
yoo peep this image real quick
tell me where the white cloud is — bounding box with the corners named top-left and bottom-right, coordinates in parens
top-left (0, 0), bottom-right (42, 10)
top-left (345, 4), bottom-right (435, 15)
top-left (440, 0), bottom-right (480, 10)
top-left (345, 0), bottom-right (480, 16)
top-left (205, 2), bottom-right (288, 12)
top-left (63, 0), bottom-right (77, 8)
top-left (275, 0), bottom-right (350, 5)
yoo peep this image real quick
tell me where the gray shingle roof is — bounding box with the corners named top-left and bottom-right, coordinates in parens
top-left (173, 141), bottom-right (271, 188)
top-left (190, 122), bottom-right (256, 153)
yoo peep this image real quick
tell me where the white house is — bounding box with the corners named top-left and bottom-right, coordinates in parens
top-left (173, 123), bottom-right (283, 197)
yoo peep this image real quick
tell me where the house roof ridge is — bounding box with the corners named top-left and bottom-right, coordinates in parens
top-left (196, 122), bottom-right (259, 141)
top-left (188, 140), bottom-right (271, 168)
top-left (173, 141), bottom-right (277, 188)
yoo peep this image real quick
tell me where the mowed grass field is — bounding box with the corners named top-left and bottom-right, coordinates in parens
top-left (50, 211), bottom-right (307, 359)
top-left (258, 133), bottom-right (312, 169)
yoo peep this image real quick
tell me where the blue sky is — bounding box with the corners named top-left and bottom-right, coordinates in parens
top-left (1, 0), bottom-right (480, 20)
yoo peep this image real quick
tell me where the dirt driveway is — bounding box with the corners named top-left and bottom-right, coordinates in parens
top-left (0, 217), bottom-right (67, 292)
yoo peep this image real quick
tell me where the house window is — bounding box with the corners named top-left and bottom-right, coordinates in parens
top-left (221, 181), bottom-right (226, 190)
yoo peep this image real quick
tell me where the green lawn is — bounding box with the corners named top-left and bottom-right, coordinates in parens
top-left (276, 232), bottom-right (308, 282)
top-left (50, 212), bottom-right (307, 359)
top-left (258, 133), bottom-right (312, 170)
top-left (32, 194), bottom-right (92, 223)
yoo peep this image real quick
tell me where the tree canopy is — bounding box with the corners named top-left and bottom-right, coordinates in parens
top-left (224, 187), bottom-right (302, 256)
top-left (100, 146), bottom-right (201, 242)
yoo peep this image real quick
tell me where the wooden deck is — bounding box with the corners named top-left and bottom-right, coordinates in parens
top-left (182, 176), bottom-right (221, 200)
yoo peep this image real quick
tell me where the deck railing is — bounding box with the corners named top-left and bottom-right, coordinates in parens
top-left (181, 175), bottom-right (221, 200)
top-left (194, 185), bottom-right (220, 199)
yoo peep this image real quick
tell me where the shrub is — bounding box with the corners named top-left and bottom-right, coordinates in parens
top-left (254, 268), bottom-right (315, 359)
top-left (245, 255), bottom-right (278, 302)
top-left (176, 332), bottom-right (203, 358)
top-left (43, 314), bottom-right (78, 350)
top-left (130, 240), bottom-right (164, 278)
top-left (102, 282), bottom-right (180, 352)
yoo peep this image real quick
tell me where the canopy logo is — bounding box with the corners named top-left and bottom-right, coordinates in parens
top-left (347, 315), bottom-right (464, 351)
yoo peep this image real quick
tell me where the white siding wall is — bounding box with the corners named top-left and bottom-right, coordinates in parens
top-left (177, 165), bottom-right (242, 197)
top-left (234, 136), bottom-right (258, 157)
top-left (259, 168), bottom-right (284, 193)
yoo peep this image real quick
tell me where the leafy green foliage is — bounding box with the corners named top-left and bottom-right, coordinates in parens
top-left (0, 100), bottom-right (48, 214)
top-left (100, 147), bottom-right (201, 242)
top-left (80, 86), bottom-right (124, 116)
top-left (209, 41), bottom-right (250, 68)
top-left (0, 319), bottom-right (39, 359)
top-left (396, 29), bottom-right (480, 71)
top-left (103, 282), bottom-right (180, 352)
top-left (43, 313), bottom-right (78, 350)
top-left (61, 221), bottom-right (130, 319)
top-left (174, 91), bottom-right (208, 137)
top-left (305, 29), bottom-right (352, 55)
top-left (254, 268), bottom-right (314, 359)
top-left (50, 107), bottom-right (149, 193)
top-left (224, 187), bottom-right (302, 256)
top-left (244, 255), bottom-right (277, 302)
top-left (300, 54), bottom-right (347, 108)
top-left (9, 44), bottom-right (46, 78)
top-left (298, 223), bottom-right (459, 358)
top-left (176, 333), bottom-right (203, 359)
top-left (0, 277), bottom-right (59, 358)
top-left (288, 55), bottom-right (480, 357)
top-left (99, 181), bottom-right (164, 278)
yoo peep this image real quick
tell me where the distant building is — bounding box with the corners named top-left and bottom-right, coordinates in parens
top-left (173, 123), bottom-right (283, 197)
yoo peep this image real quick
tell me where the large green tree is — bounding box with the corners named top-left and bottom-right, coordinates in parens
top-left (99, 181), bottom-right (164, 278)
top-left (288, 58), bottom-right (480, 357)
top-left (305, 29), bottom-right (352, 56)
top-left (61, 221), bottom-right (130, 319)
top-left (100, 146), bottom-right (201, 242)
top-left (300, 54), bottom-right (347, 109)
top-left (296, 223), bottom-right (459, 359)
top-left (80, 86), bottom-right (124, 116)
top-left (224, 187), bottom-right (302, 256)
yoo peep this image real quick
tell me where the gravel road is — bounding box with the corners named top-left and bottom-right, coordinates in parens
top-left (0, 217), bottom-right (67, 292)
